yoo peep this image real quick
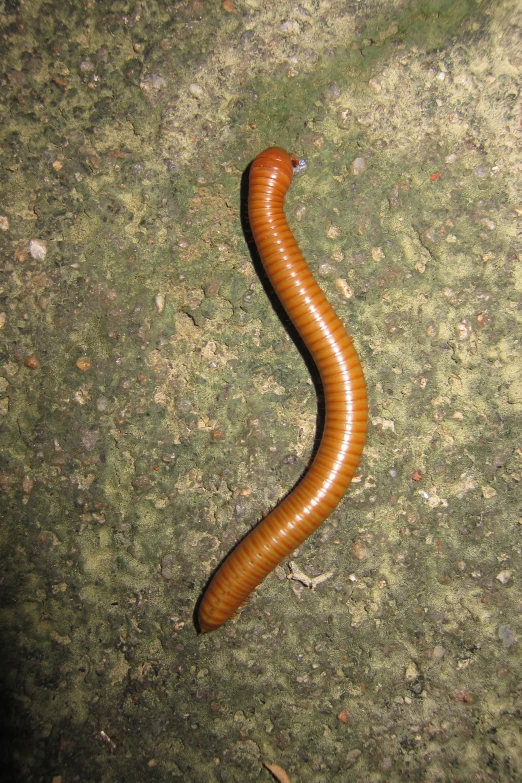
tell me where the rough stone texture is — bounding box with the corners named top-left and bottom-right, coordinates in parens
top-left (0, 1), bottom-right (521, 781)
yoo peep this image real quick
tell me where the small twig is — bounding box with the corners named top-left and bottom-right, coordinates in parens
top-left (287, 561), bottom-right (334, 589)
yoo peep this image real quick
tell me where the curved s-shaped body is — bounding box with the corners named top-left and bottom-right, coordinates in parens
top-left (198, 147), bottom-right (368, 633)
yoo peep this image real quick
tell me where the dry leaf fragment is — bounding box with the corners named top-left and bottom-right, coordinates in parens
top-left (264, 762), bottom-right (292, 783)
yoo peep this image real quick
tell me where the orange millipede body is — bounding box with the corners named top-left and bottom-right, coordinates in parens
top-left (198, 147), bottom-right (368, 633)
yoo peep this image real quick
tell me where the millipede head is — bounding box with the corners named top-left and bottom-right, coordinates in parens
top-left (250, 147), bottom-right (297, 184)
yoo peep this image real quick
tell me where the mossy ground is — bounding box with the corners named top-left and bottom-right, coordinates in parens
top-left (0, 0), bottom-right (521, 781)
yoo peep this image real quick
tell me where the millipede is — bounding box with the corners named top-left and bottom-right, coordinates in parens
top-left (198, 147), bottom-right (368, 633)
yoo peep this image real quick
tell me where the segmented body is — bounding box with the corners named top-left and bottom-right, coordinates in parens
top-left (198, 147), bottom-right (368, 633)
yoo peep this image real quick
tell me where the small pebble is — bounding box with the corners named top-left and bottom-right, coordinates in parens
top-left (368, 77), bottom-right (382, 93)
top-left (453, 689), bottom-right (473, 704)
top-left (326, 223), bottom-right (341, 240)
top-left (0, 312), bottom-right (6, 328)
top-left (405, 662), bottom-right (421, 682)
top-left (443, 287), bottom-right (457, 304)
top-left (29, 238), bottom-right (47, 261)
top-left (76, 359), bottom-right (91, 372)
top-left (336, 108), bottom-right (353, 129)
top-left (456, 320), bottom-right (472, 341)
top-left (240, 30), bottom-right (254, 45)
top-left (327, 82), bottom-right (341, 100)
top-left (79, 59), bottom-right (95, 72)
top-left (295, 203), bottom-right (307, 222)
top-left (318, 262), bottom-right (336, 278)
top-left (481, 485), bottom-right (497, 499)
top-left (189, 83), bottom-right (204, 99)
top-left (480, 218), bottom-right (496, 230)
top-left (97, 397), bottom-right (109, 412)
top-left (161, 555), bottom-right (175, 580)
top-left (350, 156), bottom-right (367, 176)
top-left (22, 475), bottom-right (34, 494)
top-left (81, 430), bottom-right (98, 451)
top-left (140, 72), bottom-right (167, 92)
top-left (335, 278), bottom-right (353, 300)
top-left (25, 356), bottom-right (38, 368)
top-left (498, 625), bottom-right (516, 648)
top-left (0, 216), bottom-right (9, 231)
top-left (496, 570), bottom-right (512, 585)
top-left (352, 539), bottom-right (368, 560)
top-left (133, 476), bottom-right (152, 491)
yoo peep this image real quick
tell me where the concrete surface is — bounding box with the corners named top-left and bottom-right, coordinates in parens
top-left (0, 0), bottom-right (521, 781)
